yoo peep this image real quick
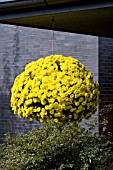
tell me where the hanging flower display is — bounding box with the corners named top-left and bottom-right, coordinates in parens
top-left (11, 55), bottom-right (99, 124)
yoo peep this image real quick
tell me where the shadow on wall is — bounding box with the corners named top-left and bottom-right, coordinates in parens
top-left (0, 50), bottom-right (12, 142)
top-left (13, 26), bottom-right (21, 78)
top-left (0, 49), bottom-right (40, 143)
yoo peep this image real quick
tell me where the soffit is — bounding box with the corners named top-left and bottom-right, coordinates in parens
top-left (0, 0), bottom-right (113, 38)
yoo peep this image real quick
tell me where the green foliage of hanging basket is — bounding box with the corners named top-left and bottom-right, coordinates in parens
top-left (11, 54), bottom-right (99, 123)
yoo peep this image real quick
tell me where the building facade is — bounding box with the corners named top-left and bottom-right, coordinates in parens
top-left (0, 24), bottom-right (113, 142)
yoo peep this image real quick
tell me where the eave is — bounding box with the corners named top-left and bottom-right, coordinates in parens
top-left (0, 0), bottom-right (113, 38)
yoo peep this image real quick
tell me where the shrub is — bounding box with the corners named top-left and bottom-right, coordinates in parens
top-left (11, 55), bottom-right (99, 124)
top-left (0, 120), bottom-right (113, 170)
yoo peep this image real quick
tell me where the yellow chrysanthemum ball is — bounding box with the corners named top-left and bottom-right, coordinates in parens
top-left (11, 54), bottom-right (99, 124)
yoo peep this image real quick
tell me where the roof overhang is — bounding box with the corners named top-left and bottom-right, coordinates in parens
top-left (0, 0), bottom-right (113, 38)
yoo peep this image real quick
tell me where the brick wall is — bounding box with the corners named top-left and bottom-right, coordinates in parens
top-left (0, 24), bottom-right (98, 142)
top-left (99, 37), bottom-right (113, 136)
top-left (99, 37), bottom-right (113, 106)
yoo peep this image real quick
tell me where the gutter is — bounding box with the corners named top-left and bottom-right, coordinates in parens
top-left (0, 0), bottom-right (77, 11)
top-left (0, 0), bottom-right (113, 20)
top-left (0, 0), bottom-right (113, 12)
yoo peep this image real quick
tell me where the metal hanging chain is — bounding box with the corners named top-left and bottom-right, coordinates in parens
top-left (52, 16), bottom-right (55, 55)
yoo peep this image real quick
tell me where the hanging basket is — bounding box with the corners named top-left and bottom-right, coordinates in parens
top-left (11, 54), bottom-right (99, 124)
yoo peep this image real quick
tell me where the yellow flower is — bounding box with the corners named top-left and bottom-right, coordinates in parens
top-left (54, 118), bottom-right (59, 123)
top-left (56, 83), bottom-right (61, 88)
top-left (70, 94), bottom-right (74, 98)
top-left (52, 90), bottom-right (57, 96)
top-left (23, 111), bottom-right (27, 117)
top-left (85, 93), bottom-right (88, 98)
top-left (79, 97), bottom-right (84, 103)
top-left (59, 103), bottom-right (65, 109)
top-left (70, 108), bottom-right (76, 112)
top-left (33, 98), bottom-right (38, 103)
top-left (54, 112), bottom-right (61, 117)
top-left (37, 107), bottom-right (41, 112)
top-left (75, 102), bottom-right (79, 106)
top-left (68, 115), bottom-right (72, 119)
top-left (29, 117), bottom-right (33, 121)
top-left (45, 118), bottom-right (50, 123)
top-left (48, 98), bottom-right (55, 103)
top-left (45, 105), bottom-right (49, 110)
top-left (78, 105), bottom-right (83, 111)
top-left (50, 109), bottom-right (54, 115)
top-left (47, 92), bottom-right (52, 97)
top-left (40, 112), bottom-right (45, 118)
top-left (56, 96), bottom-right (62, 103)
top-left (25, 99), bottom-right (32, 105)
top-left (82, 101), bottom-right (87, 106)
top-left (41, 99), bottom-right (46, 105)
top-left (40, 118), bottom-right (44, 122)
top-left (74, 113), bottom-right (79, 119)
top-left (85, 113), bottom-right (91, 119)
